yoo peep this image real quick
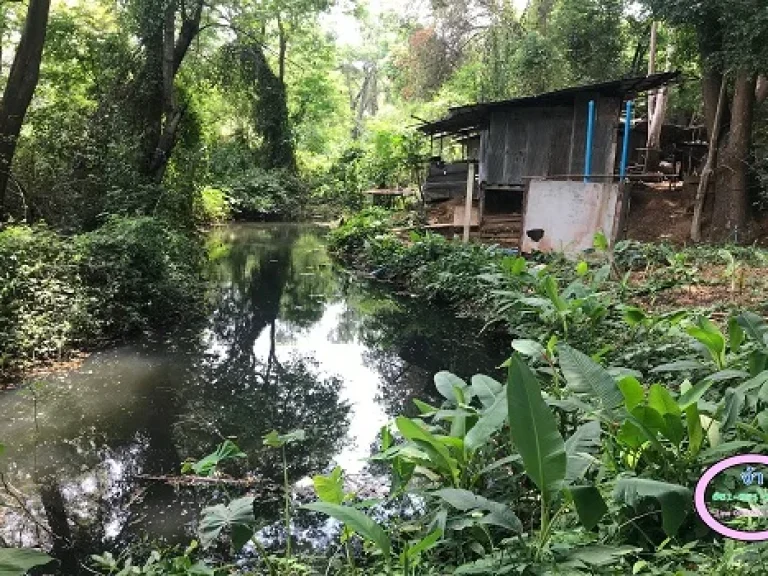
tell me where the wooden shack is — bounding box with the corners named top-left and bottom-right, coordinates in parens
top-left (417, 72), bottom-right (680, 250)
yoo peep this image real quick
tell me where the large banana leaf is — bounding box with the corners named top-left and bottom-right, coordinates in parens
top-left (471, 374), bottom-right (503, 408)
top-left (613, 478), bottom-right (691, 536)
top-left (506, 354), bottom-right (566, 500)
top-left (558, 344), bottom-right (624, 416)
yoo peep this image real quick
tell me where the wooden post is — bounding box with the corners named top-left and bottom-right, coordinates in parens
top-left (463, 162), bottom-right (475, 243)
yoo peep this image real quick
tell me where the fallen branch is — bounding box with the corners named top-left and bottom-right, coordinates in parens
top-left (134, 474), bottom-right (268, 487)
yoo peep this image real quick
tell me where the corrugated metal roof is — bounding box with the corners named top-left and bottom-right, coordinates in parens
top-left (418, 71), bottom-right (681, 136)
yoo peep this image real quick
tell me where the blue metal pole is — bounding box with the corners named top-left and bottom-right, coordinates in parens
top-left (619, 100), bottom-right (634, 180)
top-left (584, 100), bottom-right (596, 183)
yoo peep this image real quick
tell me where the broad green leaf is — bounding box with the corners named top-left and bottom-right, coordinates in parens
top-left (729, 317), bottom-right (745, 353)
top-left (512, 339), bottom-right (546, 359)
top-left (506, 355), bottom-right (566, 500)
top-left (750, 351), bottom-right (768, 376)
top-left (736, 311), bottom-right (768, 350)
top-left (624, 406), bottom-right (665, 451)
top-left (677, 380), bottom-right (717, 409)
top-left (576, 260), bottom-right (589, 276)
top-left (558, 343), bottom-right (624, 415)
top-left (687, 318), bottom-right (726, 368)
top-left (395, 417), bottom-right (457, 481)
top-left (434, 372), bottom-right (468, 403)
top-left (614, 478), bottom-right (691, 536)
top-left (686, 403), bottom-right (704, 457)
top-left (303, 502), bottom-right (391, 559)
top-left (565, 420), bottom-right (602, 483)
top-left (700, 415), bottom-right (721, 448)
top-left (449, 387), bottom-right (468, 438)
top-left (183, 440), bottom-right (246, 476)
top-left (402, 529), bottom-right (442, 562)
top-left (470, 374), bottom-right (503, 408)
top-left (478, 454), bottom-right (521, 475)
top-left (198, 496), bottom-right (256, 550)
top-left (464, 392), bottom-right (507, 453)
top-left (734, 370), bottom-right (768, 394)
top-left (593, 231), bottom-right (609, 251)
top-left (564, 544), bottom-right (640, 568)
top-left (0, 549), bottom-right (54, 576)
top-left (721, 388), bottom-right (745, 432)
top-left (623, 306), bottom-right (648, 327)
top-left (313, 466), bottom-right (344, 505)
top-left (617, 376), bottom-right (644, 411)
top-left (542, 275), bottom-right (567, 312)
top-left (699, 440), bottom-right (754, 464)
top-left (703, 369), bottom-right (750, 382)
top-left (567, 485), bottom-right (608, 530)
top-left (263, 429), bottom-right (305, 448)
top-left (432, 489), bottom-right (522, 533)
top-left (648, 384), bottom-right (684, 446)
top-left (413, 399), bottom-right (439, 415)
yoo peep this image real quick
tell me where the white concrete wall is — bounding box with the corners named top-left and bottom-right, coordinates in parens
top-left (521, 181), bottom-right (620, 255)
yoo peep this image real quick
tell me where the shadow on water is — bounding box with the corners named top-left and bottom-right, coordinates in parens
top-left (0, 223), bottom-right (508, 572)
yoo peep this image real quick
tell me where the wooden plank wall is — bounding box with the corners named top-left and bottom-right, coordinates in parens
top-left (480, 95), bottom-right (622, 187)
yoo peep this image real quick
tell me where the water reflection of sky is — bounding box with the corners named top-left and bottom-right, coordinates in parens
top-left (251, 303), bottom-right (387, 475)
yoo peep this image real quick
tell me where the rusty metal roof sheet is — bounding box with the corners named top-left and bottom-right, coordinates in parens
top-left (418, 71), bottom-right (681, 136)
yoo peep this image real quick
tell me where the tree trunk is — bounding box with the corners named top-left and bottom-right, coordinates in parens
top-left (0, 0), bottom-right (51, 221)
top-left (691, 74), bottom-right (727, 241)
top-left (277, 15), bottom-right (287, 84)
top-left (711, 70), bottom-right (757, 242)
top-left (145, 0), bottom-right (203, 183)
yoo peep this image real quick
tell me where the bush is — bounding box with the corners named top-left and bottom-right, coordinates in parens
top-left (77, 217), bottom-right (206, 336)
top-left (327, 207), bottom-right (392, 258)
top-left (225, 168), bottom-right (309, 220)
top-left (0, 217), bottom-right (206, 379)
top-left (193, 186), bottom-right (230, 224)
top-left (0, 225), bottom-right (88, 374)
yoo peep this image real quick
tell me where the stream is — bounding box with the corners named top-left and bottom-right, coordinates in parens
top-left (0, 223), bottom-right (508, 570)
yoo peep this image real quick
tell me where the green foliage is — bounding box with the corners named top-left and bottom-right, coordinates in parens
top-left (91, 543), bottom-right (217, 576)
top-left (193, 187), bottom-right (230, 225)
top-left (181, 440), bottom-right (246, 477)
top-left (0, 548), bottom-right (54, 576)
top-left (77, 216), bottom-right (206, 336)
top-left (0, 218), bottom-right (205, 378)
top-left (224, 169), bottom-right (310, 221)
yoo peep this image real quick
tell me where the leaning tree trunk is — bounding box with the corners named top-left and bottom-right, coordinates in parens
top-left (710, 70), bottom-right (757, 242)
top-left (0, 0), bottom-right (51, 221)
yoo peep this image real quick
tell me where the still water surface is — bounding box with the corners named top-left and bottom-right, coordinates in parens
top-left (0, 224), bottom-right (507, 569)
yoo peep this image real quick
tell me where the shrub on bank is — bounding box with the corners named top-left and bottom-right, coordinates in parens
top-left (0, 217), bottom-right (206, 379)
top-left (0, 225), bottom-right (88, 373)
top-left (77, 216), bottom-right (207, 337)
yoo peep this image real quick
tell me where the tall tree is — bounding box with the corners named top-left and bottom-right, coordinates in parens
top-left (646, 0), bottom-right (768, 241)
top-left (0, 0), bottom-right (51, 221)
top-left (128, 0), bottom-right (204, 184)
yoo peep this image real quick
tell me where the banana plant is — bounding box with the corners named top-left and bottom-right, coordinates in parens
top-left (556, 343), bottom-right (697, 535)
top-left (505, 354), bottom-right (608, 555)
